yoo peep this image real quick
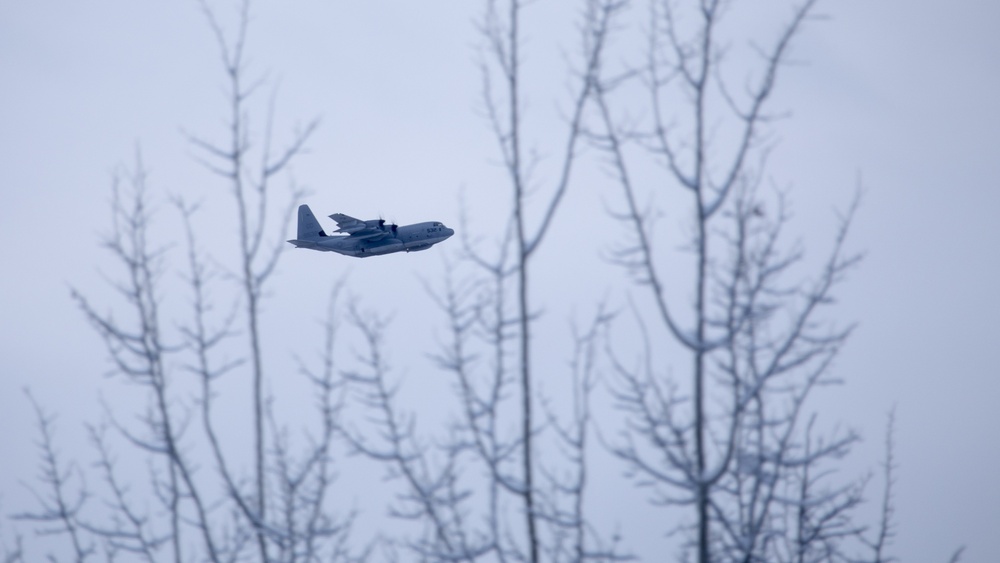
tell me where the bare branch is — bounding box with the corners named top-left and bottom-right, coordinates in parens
top-left (14, 390), bottom-right (93, 562)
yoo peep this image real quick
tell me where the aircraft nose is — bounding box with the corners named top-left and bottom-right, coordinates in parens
top-left (445, 227), bottom-right (455, 238)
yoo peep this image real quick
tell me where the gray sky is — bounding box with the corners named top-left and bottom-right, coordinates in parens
top-left (1, 0), bottom-right (998, 560)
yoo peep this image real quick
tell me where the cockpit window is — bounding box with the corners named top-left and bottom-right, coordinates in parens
top-left (433, 222), bottom-right (441, 227)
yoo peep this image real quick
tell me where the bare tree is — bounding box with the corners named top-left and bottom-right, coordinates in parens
top-left (14, 391), bottom-right (94, 562)
top-left (475, 1), bottom-right (621, 559)
top-left (340, 300), bottom-right (493, 561)
top-left (534, 305), bottom-right (630, 563)
top-left (186, 1), bottom-right (318, 556)
top-left (589, 0), bottom-right (870, 560)
top-left (12, 2), bottom-right (361, 560)
top-left (71, 157), bottom-right (222, 562)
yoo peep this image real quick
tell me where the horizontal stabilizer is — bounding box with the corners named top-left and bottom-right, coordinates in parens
top-left (287, 239), bottom-right (323, 250)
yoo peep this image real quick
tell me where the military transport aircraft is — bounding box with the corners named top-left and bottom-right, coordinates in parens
top-left (287, 204), bottom-right (454, 257)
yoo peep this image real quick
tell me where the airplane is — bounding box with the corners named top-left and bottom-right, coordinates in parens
top-left (287, 204), bottom-right (455, 257)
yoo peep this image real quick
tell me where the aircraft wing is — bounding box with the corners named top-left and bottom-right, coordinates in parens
top-left (329, 213), bottom-right (390, 240)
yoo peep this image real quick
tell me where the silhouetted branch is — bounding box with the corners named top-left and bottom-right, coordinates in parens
top-left (594, 1), bottom-right (864, 560)
top-left (343, 302), bottom-right (490, 561)
top-left (862, 408), bottom-right (898, 563)
top-left (14, 391), bottom-right (93, 562)
top-left (189, 2), bottom-right (320, 558)
top-left (537, 305), bottom-right (633, 562)
top-left (1, 533), bottom-right (23, 563)
top-left (71, 154), bottom-right (221, 562)
top-left (81, 422), bottom-right (166, 561)
top-left (477, 2), bottom-right (621, 559)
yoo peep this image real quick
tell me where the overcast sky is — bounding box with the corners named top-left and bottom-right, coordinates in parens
top-left (1, 1), bottom-right (998, 561)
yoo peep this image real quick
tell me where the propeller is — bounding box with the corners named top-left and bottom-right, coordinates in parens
top-left (378, 213), bottom-right (398, 233)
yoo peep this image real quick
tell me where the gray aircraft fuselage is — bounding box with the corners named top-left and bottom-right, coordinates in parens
top-left (287, 205), bottom-right (454, 258)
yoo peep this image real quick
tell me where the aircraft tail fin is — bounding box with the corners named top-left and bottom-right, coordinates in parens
top-left (297, 204), bottom-right (327, 239)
